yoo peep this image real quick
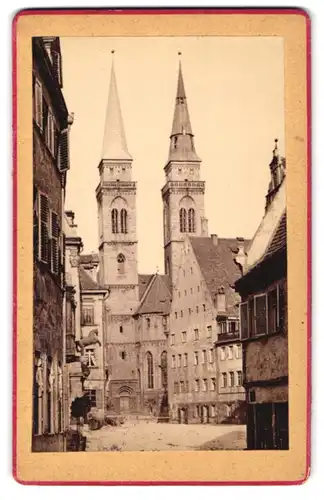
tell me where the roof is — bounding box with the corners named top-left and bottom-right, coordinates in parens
top-left (138, 274), bottom-right (153, 300)
top-left (190, 236), bottom-right (250, 316)
top-left (79, 266), bottom-right (106, 292)
top-left (101, 61), bottom-right (132, 161)
top-left (262, 210), bottom-right (287, 262)
top-left (136, 273), bottom-right (172, 315)
top-left (80, 253), bottom-right (99, 265)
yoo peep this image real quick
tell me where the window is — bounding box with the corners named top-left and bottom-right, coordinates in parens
top-left (85, 347), bottom-right (96, 367)
top-left (170, 334), bottom-right (175, 345)
top-left (240, 302), bottom-right (249, 340)
top-left (119, 325), bottom-right (123, 333)
top-left (255, 294), bottom-right (267, 335)
top-left (227, 345), bottom-right (233, 360)
top-left (235, 344), bottom-right (242, 359)
top-left (117, 253), bottom-right (125, 274)
top-left (84, 389), bottom-right (96, 408)
top-left (229, 321), bottom-right (237, 333)
top-left (146, 352), bottom-right (154, 389)
top-left (203, 304), bottom-right (206, 312)
top-left (177, 354), bottom-right (182, 368)
top-left (45, 108), bottom-right (57, 156)
top-left (194, 329), bottom-right (199, 341)
top-left (181, 331), bottom-right (187, 343)
top-left (180, 208), bottom-right (187, 232)
top-left (219, 321), bottom-right (227, 334)
top-left (82, 306), bottom-right (94, 325)
top-left (174, 382), bottom-right (179, 394)
top-left (183, 353), bottom-right (188, 367)
top-left (202, 379), bottom-right (207, 392)
top-left (210, 405), bottom-right (215, 417)
top-left (193, 351), bottom-right (199, 365)
top-left (160, 352), bottom-right (168, 387)
top-left (180, 310), bottom-right (183, 318)
top-left (237, 371), bottom-right (243, 386)
top-left (146, 318), bottom-right (151, 329)
top-left (210, 378), bottom-right (216, 391)
top-left (188, 308), bottom-right (192, 315)
top-left (268, 286), bottom-right (279, 334)
top-left (34, 78), bottom-right (43, 129)
top-left (248, 298), bottom-right (255, 336)
top-left (194, 379), bottom-right (200, 392)
top-left (120, 351), bottom-right (127, 360)
top-left (180, 381), bottom-right (184, 393)
top-left (196, 306), bottom-right (199, 313)
top-left (207, 325), bottom-right (212, 338)
top-left (39, 193), bottom-right (49, 263)
top-left (209, 348), bottom-right (214, 363)
top-left (172, 355), bottom-right (176, 369)
top-left (185, 381), bottom-right (189, 393)
top-left (188, 208), bottom-right (196, 233)
top-left (229, 371), bottom-right (235, 387)
top-left (195, 405), bottom-right (200, 418)
top-left (111, 209), bottom-right (118, 233)
top-left (175, 312), bottom-right (178, 320)
top-left (120, 208), bottom-right (128, 234)
top-left (221, 373), bottom-right (227, 388)
top-left (220, 346), bottom-right (226, 361)
top-left (202, 350), bottom-right (207, 364)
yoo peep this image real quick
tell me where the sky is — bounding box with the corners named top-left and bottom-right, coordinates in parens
top-left (60, 36), bottom-right (285, 274)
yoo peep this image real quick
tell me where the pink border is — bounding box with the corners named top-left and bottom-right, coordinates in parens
top-left (12, 7), bottom-right (311, 486)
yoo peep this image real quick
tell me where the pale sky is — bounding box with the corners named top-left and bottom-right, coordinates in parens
top-left (61, 36), bottom-right (285, 274)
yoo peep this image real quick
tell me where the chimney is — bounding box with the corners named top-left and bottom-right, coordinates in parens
top-left (216, 286), bottom-right (226, 313)
top-left (201, 217), bottom-right (209, 237)
top-left (234, 237), bottom-right (246, 272)
top-left (211, 234), bottom-right (218, 246)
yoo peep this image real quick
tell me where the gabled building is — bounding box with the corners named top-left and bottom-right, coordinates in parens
top-left (235, 140), bottom-right (288, 450)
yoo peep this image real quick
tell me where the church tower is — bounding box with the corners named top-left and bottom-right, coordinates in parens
top-left (96, 53), bottom-right (139, 322)
top-left (162, 55), bottom-right (208, 284)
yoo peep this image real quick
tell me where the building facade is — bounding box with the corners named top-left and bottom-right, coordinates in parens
top-left (32, 37), bottom-right (72, 451)
top-left (235, 141), bottom-right (288, 449)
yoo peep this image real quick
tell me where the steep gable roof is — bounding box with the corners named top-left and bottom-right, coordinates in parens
top-left (79, 266), bottom-right (106, 292)
top-left (261, 210), bottom-right (287, 262)
top-left (138, 274), bottom-right (154, 299)
top-left (190, 236), bottom-right (250, 316)
top-left (136, 273), bottom-right (172, 315)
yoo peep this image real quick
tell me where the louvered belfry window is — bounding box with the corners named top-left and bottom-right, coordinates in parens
top-left (112, 209), bottom-right (118, 233)
top-left (120, 208), bottom-right (127, 234)
top-left (50, 211), bottom-right (60, 274)
top-left (188, 208), bottom-right (196, 232)
top-left (58, 128), bottom-right (69, 172)
top-left (180, 208), bottom-right (187, 232)
top-left (39, 193), bottom-right (49, 263)
top-left (34, 78), bottom-right (43, 130)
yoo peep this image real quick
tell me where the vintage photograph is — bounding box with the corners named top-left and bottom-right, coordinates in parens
top-left (32, 34), bottom-right (287, 454)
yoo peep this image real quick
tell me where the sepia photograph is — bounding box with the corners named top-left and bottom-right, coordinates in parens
top-left (13, 8), bottom-right (310, 484)
top-left (32, 34), bottom-right (287, 453)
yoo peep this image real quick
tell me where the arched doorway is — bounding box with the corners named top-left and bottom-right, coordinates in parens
top-left (117, 386), bottom-right (133, 414)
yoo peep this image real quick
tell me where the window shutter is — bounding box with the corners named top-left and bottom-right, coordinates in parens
top-left (39, 193), bottom-right (49, 263)
top-left (35, 79), bottom-right (43, 130)
top-left (58, 128), bottom-right (69, 172)
top-left (50, 211), bottom-right (60, 274)
top-left (61, 232), bottom-right (66, 288)
top-left (240, 302), bottom-right (249, 340)
top-left (278, 282), bottom-right (286, 332)
top-left (42, 96), bottom-right (48, 135)
top-left (255, 294), bottom-right (267, 335)
top-left (33, 186), bottom-right (39, 260)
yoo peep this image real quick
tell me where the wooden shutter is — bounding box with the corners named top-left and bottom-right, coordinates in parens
top-left (33, 186), bottom-right (39, 259)
top-left (61, 232), bottom-right (66, 288)
top-left (39, 193), bottom-right (49, 263)
top-left (58, 128), bottom-right (69, 172)
top-left (240, 302), bottom-right (249, 340)
top-left (278, 282), bottom-right (286, 332)
top-left (50, 211), bottom-right (60, 274)
top-left (255, 294), bottom-right (267, 335)
top-left (34, 79), bottom-right (43, 130)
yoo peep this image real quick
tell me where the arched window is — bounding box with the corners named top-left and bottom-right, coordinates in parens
top-left (146, 351), bottom-right (154, 389)
top-left (117, 253), bottom-right (125, 274)
top-left (160, 351), bottom-right (168, 388)
top-left (120, 208), bottom-right (127, 234)
top-left (180, 208), bottom-right (187, 233)
top-left (112, 209), bottom-right (118, 234)
top-left (188, 208), bottom-right (196, 233)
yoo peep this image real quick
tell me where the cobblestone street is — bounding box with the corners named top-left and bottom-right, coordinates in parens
top-left (84, 421), bottom-right (246, 452)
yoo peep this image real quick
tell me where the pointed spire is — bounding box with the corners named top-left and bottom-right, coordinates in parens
top-left (101, 51), bottom-right (132, 161)
top-left (168, 54), bottom-right (200, 162)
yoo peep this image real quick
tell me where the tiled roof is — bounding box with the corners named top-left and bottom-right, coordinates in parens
top-left (80, 253), bottom-right (99, 265)
top-left (79, 266), bottom-right (106, 292)
top-left (136, 273), bottom-right (172, 315)
top-left (190, 237), bottom-right (250, 316)
top-left (263, 210), bottom-right (287, 261)
top-left (138, 274), bottom-right (154, 299)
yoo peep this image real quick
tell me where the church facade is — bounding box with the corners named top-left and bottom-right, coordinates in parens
top-left (79, 56), bottom-right (247, 423)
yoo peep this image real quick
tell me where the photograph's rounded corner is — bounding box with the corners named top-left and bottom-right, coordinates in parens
top-left (291, 7), bottom-right (312, 24)
top-left (12, 8), bottom-right (34, 33)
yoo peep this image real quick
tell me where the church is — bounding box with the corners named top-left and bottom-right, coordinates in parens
top-left (79, 55), bottom-right (247, 424)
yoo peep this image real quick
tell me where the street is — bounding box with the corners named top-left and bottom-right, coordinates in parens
top-left (84, 420), bottom-right (246, 452)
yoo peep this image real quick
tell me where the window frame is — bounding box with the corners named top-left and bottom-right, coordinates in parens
top-left (254, 293), bottom-right (268, 336)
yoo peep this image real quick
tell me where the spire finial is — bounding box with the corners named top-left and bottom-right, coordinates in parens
top-left (178, 51), bottom-right (182, 57)
top-left (273, 138), bottom-right (279, 158)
